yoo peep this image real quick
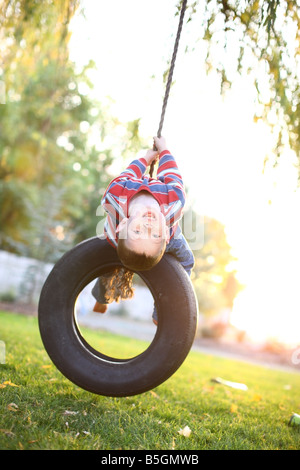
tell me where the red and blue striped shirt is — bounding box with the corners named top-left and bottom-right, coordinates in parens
top-left (101, 150), bottom-right (186, 248)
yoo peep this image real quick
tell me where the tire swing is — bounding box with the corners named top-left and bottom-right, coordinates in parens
top-left (38, 0), bottom-right (198, 397)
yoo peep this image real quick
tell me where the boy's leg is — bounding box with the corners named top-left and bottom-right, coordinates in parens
top-left (152, 306), bottom-right (158, 325)
top-left (91, 277), bottom-right (109, 313)
top-left (165, 227), bottom-right (195, 275)
top-left (93, 302), bottom-right (107, 313)
top-left (91, 268), bottom-right (134, 313)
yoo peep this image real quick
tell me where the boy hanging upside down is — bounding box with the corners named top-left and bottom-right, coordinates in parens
top-left (92, 136), bottom-right (194, 324)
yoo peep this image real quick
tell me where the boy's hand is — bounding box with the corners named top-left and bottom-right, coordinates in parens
top-left (153, 136), bottom-right (168, 153)
top-left (144, 149), bottom-right (159, 166)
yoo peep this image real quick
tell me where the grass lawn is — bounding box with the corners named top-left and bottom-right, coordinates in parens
top-left (0, 310), bottom-right (300, 450)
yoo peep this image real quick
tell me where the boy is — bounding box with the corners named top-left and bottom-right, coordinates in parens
top-left (92, 136), bottom-right (194, 323)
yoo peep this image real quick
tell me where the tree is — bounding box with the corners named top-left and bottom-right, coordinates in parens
top-left (182, 211), bottom-right (241, 316)
top-left (0, 0), bottom-right (85, 255)
top-left (0, 0), bottom-right (144, 259)
top-left (185, 0), bottom-right (300, 171)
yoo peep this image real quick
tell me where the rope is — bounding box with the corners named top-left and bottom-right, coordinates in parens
top-left (150, 0), bottom-right (188, 177)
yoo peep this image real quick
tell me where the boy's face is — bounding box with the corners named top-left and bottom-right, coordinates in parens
top-left (117, 206), bottom-right (170, 257)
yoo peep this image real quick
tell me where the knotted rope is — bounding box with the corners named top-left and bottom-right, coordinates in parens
top-left (150, 0), bottom-right (188, 177)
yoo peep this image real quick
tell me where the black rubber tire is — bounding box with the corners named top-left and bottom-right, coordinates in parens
top-left (38, 237), bottom-right (198, 397)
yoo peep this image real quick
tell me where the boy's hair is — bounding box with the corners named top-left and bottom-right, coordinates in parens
top-left (117, 237), bottom-right (166, 271)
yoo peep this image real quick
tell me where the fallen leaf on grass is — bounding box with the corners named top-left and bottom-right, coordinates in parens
top-left (211, 377), bottom-right (248, 391)
top-left (251, 393), bottom-right (262, 402)
top-left (3, 380), bottom-right (19, 387)
top-left (178, 425), bottom-right (192, 437)
top-left (63, 410), bottom-right (79, 416)
top-left (7, 403), bottom-right (19, 412)
top-left (74, 431), bottom-right (90, 438)
top-left (0, 429), bottom-right (15, 437)
top-left (0, 380), bottom-right (20, 389)
top-left (230, 404), bottom-right (238, 414)
top-left (149, 390), bottom-right (160, 399)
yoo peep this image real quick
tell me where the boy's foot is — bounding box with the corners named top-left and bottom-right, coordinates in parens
top-left (93, 302), bottom-right (108, 314)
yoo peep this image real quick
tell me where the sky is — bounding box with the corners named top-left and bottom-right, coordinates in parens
top-left (69, 0), bottom-right (300, 346)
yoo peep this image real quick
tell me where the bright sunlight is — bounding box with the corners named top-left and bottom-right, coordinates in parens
top-left (69, 0), bottom-right (300, 347)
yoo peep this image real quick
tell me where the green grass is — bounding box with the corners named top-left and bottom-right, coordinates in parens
top-left (0, 310), bottom-right (300, 450)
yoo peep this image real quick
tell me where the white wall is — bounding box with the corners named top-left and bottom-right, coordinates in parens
top-left (77, 280), bottom-right (154, 322)
top-left (0, 250), bottom-right (53, 304)
top-left (0, 251), bottom-right (154, 321)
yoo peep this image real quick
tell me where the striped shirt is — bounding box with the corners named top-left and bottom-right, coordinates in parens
top-left (102, 150), bottom-right (186, 248)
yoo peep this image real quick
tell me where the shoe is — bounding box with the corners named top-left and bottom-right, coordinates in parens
top-left (93, 302), bottom-right (108, 314)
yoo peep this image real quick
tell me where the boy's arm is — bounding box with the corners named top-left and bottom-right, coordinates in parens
top-left (118, 158), bottom-right (147, 180)
top-left (153, 136), bottom-right (185, 200)
top-left (103, 146), bottom-right (158, 198)
top-left (102, 157), bottom-right (147, 198)
top-left (157, 150), bottom-right (184, 185)
top-left (156, 150), bottom-right (186, 205)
